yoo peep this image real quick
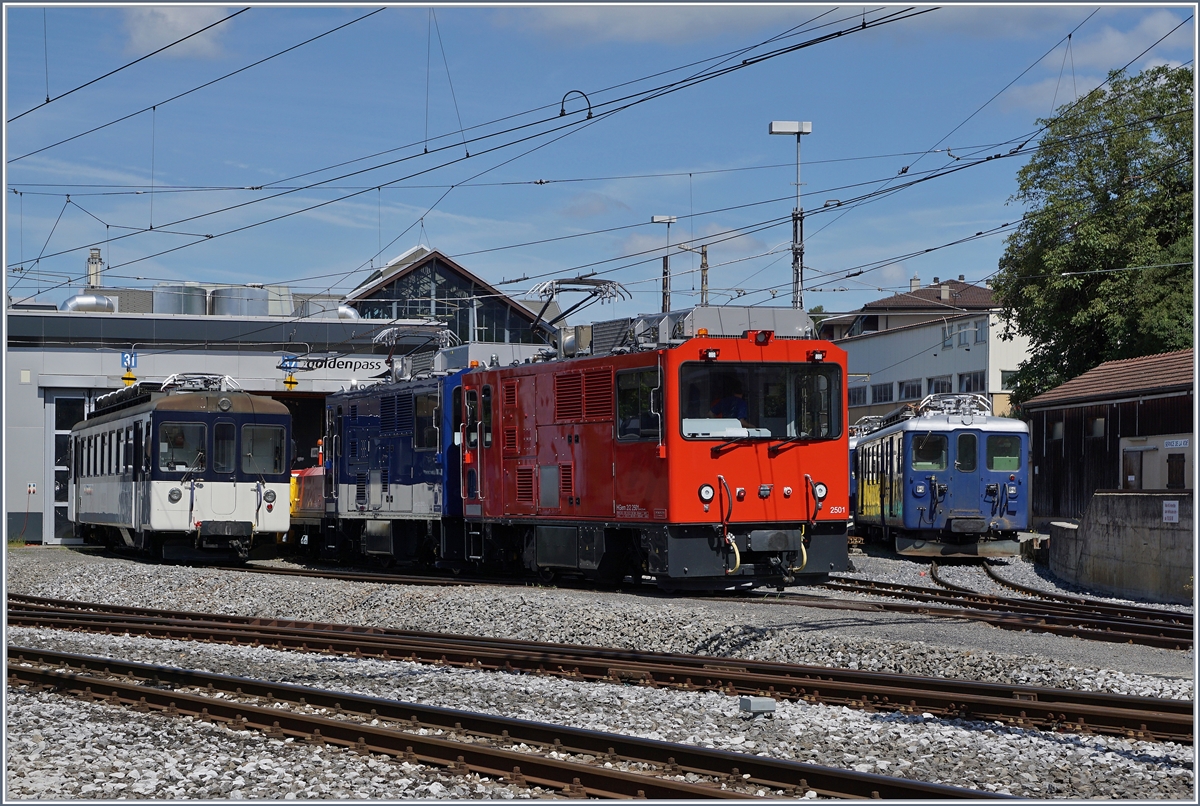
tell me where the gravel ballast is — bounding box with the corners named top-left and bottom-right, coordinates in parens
top-left (5, 547), bottom-right (1195, 799)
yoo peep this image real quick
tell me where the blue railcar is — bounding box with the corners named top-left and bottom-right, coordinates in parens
top-left (312, 367), bottom-right (470, 566)
top-left (851, 394), bottom-right (1029, 557)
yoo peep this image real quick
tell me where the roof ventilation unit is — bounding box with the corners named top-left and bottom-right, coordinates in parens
top-left (59, 294), bottom-right (117, 313)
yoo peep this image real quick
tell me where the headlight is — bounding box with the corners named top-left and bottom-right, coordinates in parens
top-left (263, 489), bottom-right (277, 503)
top-left (167, 487), bottom-right (182, 503)
top-left (813, 482), bottom-right (828, 500)
top-left (698, 483), bottom-right (715, 503)
top-left (915, 484), bottom-right (927, 495)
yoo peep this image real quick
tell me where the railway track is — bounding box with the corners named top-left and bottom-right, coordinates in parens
top-left (813, 572), bottom-right (1192, 651)
top-left (9, 646), bottom-right (1000, 800)
top-left (978, 562), bottom-right (1194, 622)
top-left (10, 594), bottom-right (1192, 744)
top-left (131, 555), bottom-right (1195, 650)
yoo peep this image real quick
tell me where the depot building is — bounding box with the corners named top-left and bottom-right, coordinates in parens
top-left (6, 247), bottom-right (556, 545)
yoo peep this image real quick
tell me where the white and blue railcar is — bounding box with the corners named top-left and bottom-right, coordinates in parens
top-left (851, 394), bottom-right (1029, 557)
top-left (69, 374), bottom-right (292, 560)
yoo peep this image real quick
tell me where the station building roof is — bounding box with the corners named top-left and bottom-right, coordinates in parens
top-left (1023, 348), bottom-right (1195, 409)
top-left (345, 246), bottom-right (556, 345)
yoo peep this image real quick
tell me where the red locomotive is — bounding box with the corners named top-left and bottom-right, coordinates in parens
top-left (457, 307), bottom-right (849, 591)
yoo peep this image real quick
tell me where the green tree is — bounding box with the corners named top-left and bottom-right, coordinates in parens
top-left (994, 65), bottom-right (1193, 407)
top-left (807, 304), bottom-right (828, 325)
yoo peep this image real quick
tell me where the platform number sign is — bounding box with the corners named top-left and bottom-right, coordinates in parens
top-left (121, 352), bottom-right (137, 369)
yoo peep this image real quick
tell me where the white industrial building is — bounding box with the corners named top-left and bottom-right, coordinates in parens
top-left (5, 247), bottom-right (555, 545)
top-left (827, 276), bottom-right (1032, 422)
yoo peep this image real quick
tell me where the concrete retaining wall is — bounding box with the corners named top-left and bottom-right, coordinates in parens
top-left (1049, 491), bottom-right (1194, 605)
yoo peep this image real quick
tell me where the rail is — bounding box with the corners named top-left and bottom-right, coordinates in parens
top-left (9, 594), bottom-right (1191, 744)
top-left (8, 646), bottom-right (1001, 800)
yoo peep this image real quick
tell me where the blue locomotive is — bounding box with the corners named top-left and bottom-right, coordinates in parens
top-left (289, 342), bottom-right (547, 570)
top-left (851, 394), bottom-right (1029, 557)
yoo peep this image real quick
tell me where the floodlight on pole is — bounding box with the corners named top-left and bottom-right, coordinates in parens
top-left (652, 216), bottom-right (676, 312)
top-left (769, 120), bottom-right (812, 309)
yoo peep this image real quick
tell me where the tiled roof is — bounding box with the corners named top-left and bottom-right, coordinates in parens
top-left (863, 280), bottom-right (996, 311)
top-left (1023, 349), bottom-right (1195, 409)
top-left (833, 311), bottom-right (977, 344)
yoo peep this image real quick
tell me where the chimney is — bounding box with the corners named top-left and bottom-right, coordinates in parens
top-left (932, 276), bottom-right (939, 284)
top-left (940, 284), bottom-right (951, 301)
top-left (958, 274), bottom-right (965, 282)
top-left (86, 248), bottom-right (103, 288)
top-left (909, 273), bottom-right (920, 292)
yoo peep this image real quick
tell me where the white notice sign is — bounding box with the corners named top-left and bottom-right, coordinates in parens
top-left (1164, 439), bottom-right (1190, 449)
top-left (1163, 500), bottom-right (1179, 523)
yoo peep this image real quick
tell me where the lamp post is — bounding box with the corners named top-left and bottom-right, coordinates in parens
top-left (651, 215), bottom-right (676, 312)
top-left (769, 120), bottom-right (812, 309)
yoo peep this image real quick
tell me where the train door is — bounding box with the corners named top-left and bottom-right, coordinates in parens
top-left (885, 435), bottom-right (895, 519)
top-left (461, 386), bottom-right (481, 514)
top-left (132, 421), bottom-right (145, 531)
top-left (950, 432), bottom-right (978, 513)
top-left (612, 366), bottom-right (660, 518)
top-left (210, 420), bottom-right (238, 515)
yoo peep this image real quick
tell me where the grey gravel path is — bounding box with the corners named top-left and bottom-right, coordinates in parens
top-left (5, 546), bottom-right (1195, 800)
top-left (6, 687), bottom-right (539, 800)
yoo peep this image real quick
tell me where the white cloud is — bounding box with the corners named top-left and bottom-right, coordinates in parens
top-left (497, 6), bottom-right (833, 45)
top-left (878, 262), bottom-right (909, 286)
top-left (560, 191), bottom-right (632, 219)
top-left (123, 7), bottom-right (234, 58)
top-left (1000, 74), bottom-right (1107, 117)
top-left (1068, 11), bottom-right (1194, 71)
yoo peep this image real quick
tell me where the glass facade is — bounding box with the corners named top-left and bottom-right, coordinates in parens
top-left (352, 257), bottom-right (551, 346)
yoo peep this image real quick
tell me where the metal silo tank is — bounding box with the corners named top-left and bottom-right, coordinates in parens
top-left (210, 286), bottom-right (269, 317)
top-left (153, 282), bottom-right (207, 315)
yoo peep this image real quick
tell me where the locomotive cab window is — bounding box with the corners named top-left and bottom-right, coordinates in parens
top-left (911, 433), bottom-right (948, 471)
top-left (214, 422), bottom-right (236, 473)
top-left (617, 369), bottom-right (661, 440)
top-left (159, 423), bottom-right (207, 472)
top-left (242, 425), bottom-right (286, 475)
top-left (679, 362), bottom-right (841, 440)
top-left (987, 435), bottom-right (1022, 471)
top-left (414, 392), bottom-right (439, 451)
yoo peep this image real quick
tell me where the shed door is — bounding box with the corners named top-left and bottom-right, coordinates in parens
top-left (1167, 454), bottom-right (1186, 490)
top-left (1121, 450), bottom-right (1143, 490)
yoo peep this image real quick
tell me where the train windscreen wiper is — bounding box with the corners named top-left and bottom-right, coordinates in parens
top-left (709, 434), bottom-right (771, 456)
top-left (767, 434), bottom-right (810, 456)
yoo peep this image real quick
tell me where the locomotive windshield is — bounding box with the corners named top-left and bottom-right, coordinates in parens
top-left (159, 423), bottom-right (206, 472)
top-left (987, 434), bottom-right (1022, 471)
top-left (912, 433), bottom-right (948, 470)
top-left (679, 362), bottom-right (841, 440)
top-left (242, 425), bottom-right (286, 475)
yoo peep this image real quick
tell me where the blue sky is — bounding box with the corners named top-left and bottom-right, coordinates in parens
top-left (4, 4), bottom-right (1194, 324)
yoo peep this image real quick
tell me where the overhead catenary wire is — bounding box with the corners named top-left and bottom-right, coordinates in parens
top-left (8, 8), bottom-right (388, 164)
top-left (14, 95), bottom-right (1185, 316)
top-left (10, 7), bottom-right (931, 295)
top-left (7, 8), bottom-right (251, 123)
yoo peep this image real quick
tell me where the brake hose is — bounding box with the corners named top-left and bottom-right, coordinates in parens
top-left (716, 475), bottom-right (740, 575)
